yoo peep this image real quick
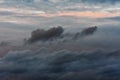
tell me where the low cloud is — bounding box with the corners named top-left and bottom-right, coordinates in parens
top-left (28, 26), bottom-right (64, 42)
top-left (27, 26), bottom-right (98, 43)
top-left (73, 26), bottom-right (98, 39)
top-left (0, 48), bottom-right (120, 80)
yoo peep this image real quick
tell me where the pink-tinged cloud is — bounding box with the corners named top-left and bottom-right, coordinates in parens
top-left (37, 11), bottom-right (120, 18)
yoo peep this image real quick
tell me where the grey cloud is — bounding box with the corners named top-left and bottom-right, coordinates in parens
top-left (103, 16), bottom-right (120, 21)
top-left (73, 26), bottom-right (98, 39)
top-left (28, 26), bottom-right (64, 42)
top-left (61, 0), bottom-right (120, 4)
top-left (13, 0), bottom-right (120, 4)
top-left (27, 26), bottom-right (98, 43)
top-left (0, 11), bottom-right (14, 16)
top-left (1, 48), bottom-right (120, 80)
top-left (0, 0), bottom-right (120, 13)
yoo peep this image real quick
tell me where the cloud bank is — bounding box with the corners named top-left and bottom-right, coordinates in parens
top-left (1, 48), bottom-right (120, 80)
top-left (27, 26), bottom-right (98, 43)
top-left (0, 1), bottom-right (120, 79)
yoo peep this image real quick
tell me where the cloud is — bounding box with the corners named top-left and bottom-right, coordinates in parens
top-left (27, 26), bottom-right (98, 43)
top-left (28, 26), bottom-right (64, 42)
top-left (80, 26), bottom-right (98, 36)
top-left (9, 0), bottom-right (120, 4)
top-left (0, 0), bottom-right (120, 14)
top-left (0, 0), bottom-right (119, 26)
top-left (1, 48), bottom-right (120, 80)
top-left (73, 26), bottom-right (98, 39)
top-left (36, 11), bottom-right (120, 18)
top-left (103, 16), bottom-right (120, 21)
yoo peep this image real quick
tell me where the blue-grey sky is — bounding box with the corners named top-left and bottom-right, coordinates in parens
top-left (0, 0), bottom-right (120, 25)
top-left (0, 0), bottom-right (120, 17)
top-left (0, 0), bottom-right (120, 46)
top-left (0, 1), bottom-right (120, 80)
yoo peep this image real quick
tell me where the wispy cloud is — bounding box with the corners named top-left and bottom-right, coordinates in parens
top-left (0, 0), bottom-right (120, 14)
top-left (37, 11), bottom-right (120, 18)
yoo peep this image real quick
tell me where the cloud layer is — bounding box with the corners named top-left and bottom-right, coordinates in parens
top-left (0, 0), bottom-right (120, 18)
top-left (27, 26), bottom-right (98, 43)
top-left (0, 1), bottom-right (120, 80)
top-left (1, 48), bottom-right (120, 80)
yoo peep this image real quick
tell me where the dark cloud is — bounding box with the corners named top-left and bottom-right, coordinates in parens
top-left (1, 48), bottom-right (120, 80)
top-left (28, 26), bottom-right (64, 42)
top-left (73, 26), bottom-right (98, 39)
top-left (81, 26), bottom-right (97, 35)
top-left (27, 26), bottom-right (98, 43)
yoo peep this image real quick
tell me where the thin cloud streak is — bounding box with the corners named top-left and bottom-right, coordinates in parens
top-left (1, 7), bottom-right (120, 18)
top-left (37, 11), bottom-right (120, 18)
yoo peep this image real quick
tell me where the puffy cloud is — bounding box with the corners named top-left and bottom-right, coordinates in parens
top-left (27, 26), bottom-right (99, 43)
top-left (80, 26), bottom-right (98, 36)
top-left (28, 26), bottom-right (64, 42)
top-left (73, 26), bottom-right (98, 39)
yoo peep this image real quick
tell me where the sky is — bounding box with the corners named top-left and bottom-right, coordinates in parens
top-left (0, 0), bottom-right (119, 27)
top-left (1, 1), bottom-right (120, 80)
top-left (0, 0), bottom-right (120, 47)
top-left (0, 0), bottom-right (120, 18)
top-left (0, 0), bottom-right (120, 25)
